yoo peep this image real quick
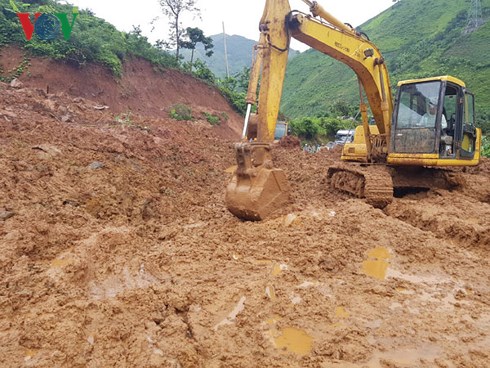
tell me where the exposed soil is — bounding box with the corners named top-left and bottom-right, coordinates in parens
top-left (1, 51), bottom-right (489, 368)
top-left (0, 46), bottom-right (242, 139)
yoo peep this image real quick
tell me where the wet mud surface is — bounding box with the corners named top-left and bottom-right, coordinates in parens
top-left (1, 76), bottom-right (489, 367)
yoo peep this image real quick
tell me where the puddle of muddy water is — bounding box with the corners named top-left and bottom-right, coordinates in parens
top-left (362, 247), bottom-right (391, 280)
top-left (50, 258), bottom-right (71, 268)
top-left (273, 327), bottom-right (313, 355)
top-left (265, 317), bottom-right (313, 356)
top-left (335, 306), bottom-right (350, 319)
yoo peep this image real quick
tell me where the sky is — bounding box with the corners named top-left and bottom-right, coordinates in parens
top-left (67, 0), bottom-right (394, 52)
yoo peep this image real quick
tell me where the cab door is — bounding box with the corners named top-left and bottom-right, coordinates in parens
top-left (455, 90), bottom-right (478, 159)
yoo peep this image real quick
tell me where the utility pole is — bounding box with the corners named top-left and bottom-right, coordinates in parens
top-left (465, 0), bottom-right (483, 33)
top-left (223, 22), bottom-right (230, 78)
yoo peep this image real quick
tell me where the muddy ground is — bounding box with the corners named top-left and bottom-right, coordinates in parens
top-left (1, 60), bottom-right (489, 367)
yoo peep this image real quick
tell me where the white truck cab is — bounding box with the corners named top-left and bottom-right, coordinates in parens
top-left (334, 129), bottom-right (355, 145)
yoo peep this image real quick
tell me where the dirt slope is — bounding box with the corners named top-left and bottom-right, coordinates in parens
top-left (0, 59), bottom-right (489, 368)
top-left (0, 46), bottom-right (242, 139)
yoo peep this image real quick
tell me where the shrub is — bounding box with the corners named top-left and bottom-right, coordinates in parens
top-left (203, 112), bottom-right (220, 125)
top-left (318, 117), bottom-right (354, 139)
top-left (114, 111), bottom-right (133, 126)
top-left (482, 136), bottom-right (490, 158)
top-left (219, 112), bottom-right (229, 122)
top-left (191, 59), bottom-right (215, 83)
top-left (290, 117), bottom-right (319, 140)
top-left (169, 104), bottom-right (193, 121)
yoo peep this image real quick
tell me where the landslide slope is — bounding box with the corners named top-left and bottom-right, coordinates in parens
top-left (0, 46), bottom-right (242, 138)
top-left (0, 67), bottom-right (489, 368)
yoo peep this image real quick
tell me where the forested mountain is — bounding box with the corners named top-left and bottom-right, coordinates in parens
top-left (181, 33), bottom-right (300, 78)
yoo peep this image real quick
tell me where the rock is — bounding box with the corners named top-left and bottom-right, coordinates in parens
top-left (62, 199), bottom-right (80, 207)
top-left (32, 144), bottom-right (62, 157)
top-left (284, 213), bottom-right (298, 227)
top-left (0, 210), bottom-right (15, 221)
top-left (61, 114), bottom-right (72, 123)
top-left (0, 110), bottom-right (17, 119)
top-left (88, 161), bottom-right (105, 170)
top-left (9, 78), bottom-right (23, 89)
top-left (41, 99), bottom-right (57, 111)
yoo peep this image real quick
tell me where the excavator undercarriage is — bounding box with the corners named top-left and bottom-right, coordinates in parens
top-left (326, 164), bottom-right (463, 209)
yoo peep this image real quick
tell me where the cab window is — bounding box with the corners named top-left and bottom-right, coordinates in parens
top-left (464, 93), bottom-right (475, 126)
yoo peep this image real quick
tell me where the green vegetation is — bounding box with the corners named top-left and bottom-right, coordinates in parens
top-left (482, 136), bottom-right (490, 158)
top-left (0, 0), bottom-right (178, 77)
top-left (114, 111), bottom-right (133, 127)
top-left (0, 53), bottom-right (29, 82)
top-left (281, 0), bottom-right (490, 132)
top-left (289, 110), bottom-right (357, 143)
top-left (157, 0), bottom-right (200, 61)
top-left (169, 103), bottom-right (193, 121)
top-left (290, 117), bottom-right (319, 140)
top-left (215, 67), bottom-right (250, 115)
top-left (203, 112), bottom-right (220, 125)
top-left (188, 59), bottom-right (215, 83)
top-left (180, 27), bottom-right (213, 71)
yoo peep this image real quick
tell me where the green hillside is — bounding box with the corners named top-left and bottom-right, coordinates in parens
top-left (281, 0), bottom-right (490, 130)
top-left (0, 0), bottom-right (178, 77)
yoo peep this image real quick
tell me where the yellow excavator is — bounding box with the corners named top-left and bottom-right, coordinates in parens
top-left (226, 0), bottom-right (482, 220)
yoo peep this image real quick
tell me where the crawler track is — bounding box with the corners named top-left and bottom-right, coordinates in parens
top-left (327, 164), bottom-right (394, 208)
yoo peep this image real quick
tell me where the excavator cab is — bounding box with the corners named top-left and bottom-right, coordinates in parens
top-left (389, 76), bottom-right (481, 166)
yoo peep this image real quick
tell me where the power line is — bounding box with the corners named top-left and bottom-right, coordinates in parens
top-left (223, 22), bottom-right (230, 78)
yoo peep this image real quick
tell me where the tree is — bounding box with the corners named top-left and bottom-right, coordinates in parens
top-left (290, 117), bottom-right (319, 140)
top-left (158, 0), bottom-right (200, 61)
top-left (179, 27), bottom-right (213, 70)
top-left (330, 100), bottom-right (357, 118)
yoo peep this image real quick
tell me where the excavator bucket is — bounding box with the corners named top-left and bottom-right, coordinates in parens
top-left (226, 142), bottom-right (290, 221)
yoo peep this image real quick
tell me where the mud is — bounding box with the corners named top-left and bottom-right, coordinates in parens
top-left (1, 55), bottom-right (489, 367)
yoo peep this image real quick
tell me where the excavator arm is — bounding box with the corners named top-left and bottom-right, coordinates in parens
top-left (288, 6), bottom-right (393, 153)
top-left (226, 0), bottom-right (393, 220)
